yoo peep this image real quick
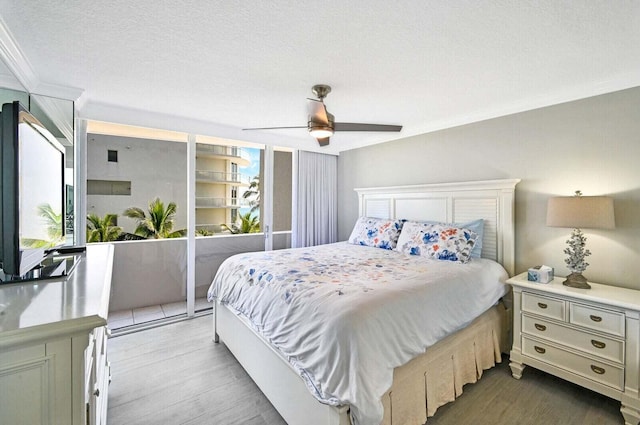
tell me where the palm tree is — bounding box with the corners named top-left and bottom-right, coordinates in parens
top-left (222, 212), bottom-right (260, 234)
top-left (243, 175), bottom-right (260, 213)
top-left (21, 203), bottom-right (65, 248)
top-left (123, 197), bottom-right (186, 239)
top-left (86, 213), bottom-right (122, 243)
top-left (196, 228), bottom-right (214, 237)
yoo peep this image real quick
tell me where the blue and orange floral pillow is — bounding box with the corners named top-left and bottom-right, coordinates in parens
top-left (396, 221), bottom-right (478, 263)
top-left (348, 217), bottom-right (404, 250)
top-left (418, 219), bottom-right (484, 258)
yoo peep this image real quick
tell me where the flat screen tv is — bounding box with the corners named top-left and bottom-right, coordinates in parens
top-left (0, 101), bottom-right (66, 280)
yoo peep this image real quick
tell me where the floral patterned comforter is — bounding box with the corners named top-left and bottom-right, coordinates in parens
top-left (208, 242), bottom-right (508, 425)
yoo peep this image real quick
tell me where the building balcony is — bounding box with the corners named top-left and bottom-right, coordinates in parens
top-left (195, 144), bottom-right (251, 166)
top-left (195, 170), bottom-right (251, 185)
top-left (195, 197), bottom-right (250, 208)
top-left (106, 232), bottom-right (292, 332)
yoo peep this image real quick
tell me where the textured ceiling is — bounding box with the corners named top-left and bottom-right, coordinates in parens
top-left (0, 1), bottom-right (639, 153)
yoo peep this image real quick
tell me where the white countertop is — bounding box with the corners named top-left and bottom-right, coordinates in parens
top-left (0, 244), bottom-right (114, 347)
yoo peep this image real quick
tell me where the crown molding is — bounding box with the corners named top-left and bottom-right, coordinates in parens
top-left (342, 74), bottom-right (640, 153)
top-left (0, 15), bottom-right (38, 91)
top-left (32, 81), bottom-right (84, 102)
top-left (0, 15), bottom-right (84, 102)
top-left (31, 94), bottom-right (74, 144)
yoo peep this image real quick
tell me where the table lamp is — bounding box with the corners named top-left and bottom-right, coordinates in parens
top-left (546, 191), bottom-right (615, 289)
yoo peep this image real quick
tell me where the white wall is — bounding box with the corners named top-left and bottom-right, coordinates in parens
top-left (338, 87), bottom-right (640, 289)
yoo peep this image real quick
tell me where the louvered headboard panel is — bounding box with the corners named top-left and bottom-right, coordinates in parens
top-left (355, 179), bottom-right (520, 276)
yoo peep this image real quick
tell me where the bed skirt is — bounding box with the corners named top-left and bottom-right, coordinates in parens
top-left (380, 302), bottom-right (509, 425)
top-left (215, 300), bottom-right (509, 425)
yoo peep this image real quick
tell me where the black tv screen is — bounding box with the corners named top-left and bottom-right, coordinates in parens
top-left (1, 101), bottom-right (66, 279)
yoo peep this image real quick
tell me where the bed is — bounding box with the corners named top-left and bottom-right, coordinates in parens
top-left (209, 179), bottom-right (520, 425)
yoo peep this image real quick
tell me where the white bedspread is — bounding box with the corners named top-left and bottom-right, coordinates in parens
top-left (207, 242), bottom-right (508, 425)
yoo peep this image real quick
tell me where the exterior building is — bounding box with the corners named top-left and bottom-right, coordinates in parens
top-left (86, 133), bottom-right (253, 234)
top-left (195, 143), bottom-right (252, 233)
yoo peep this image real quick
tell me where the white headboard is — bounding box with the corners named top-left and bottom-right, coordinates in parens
top-left (354, 179), bottom-right (520, 276)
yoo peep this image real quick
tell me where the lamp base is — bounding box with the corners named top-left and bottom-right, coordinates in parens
top-left (563, 272), bottom-right (591, 289)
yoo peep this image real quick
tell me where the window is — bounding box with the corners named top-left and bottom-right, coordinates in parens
top-left (86, 129), bottom-right (189, 322)
top-left (87, 179), bottom-right (131, 195)
top-left (83, 125), bottom-right (294, 326)
top-left (231, 162), bottom-right (238, 174)
top-left (87, 133), bottom-right (187, 235)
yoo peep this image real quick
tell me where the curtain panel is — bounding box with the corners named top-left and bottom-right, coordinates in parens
top-left (292, 151), bottom-right (338, 247)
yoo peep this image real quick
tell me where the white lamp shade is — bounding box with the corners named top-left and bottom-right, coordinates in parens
top-left (309, 126), bottom-right (333, 139)
top-left (546, 196), bottom-right (615, 229)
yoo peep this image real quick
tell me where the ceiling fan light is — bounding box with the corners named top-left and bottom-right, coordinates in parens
top-left (309, 125), bottom-right (333, 139)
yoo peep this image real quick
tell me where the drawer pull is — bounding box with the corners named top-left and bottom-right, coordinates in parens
top-left (590, 315), bottom-right (602, 322)
top-left (534, 346), bottom-right (546, 354)
top-left (534, 324), bottom-right (547, 331)
top-left (591, 340), bottom-right (606, 349)
top-left (591, 365), bottom-right (606, 375)
top-left (537, 302), bottom-right (548, 309)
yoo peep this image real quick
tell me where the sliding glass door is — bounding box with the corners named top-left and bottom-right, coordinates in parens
top-left (81, 121), bottom-right (294, 327)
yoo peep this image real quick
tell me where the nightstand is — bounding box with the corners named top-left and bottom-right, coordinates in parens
top-left (508, 272), bottom-right (640, 425)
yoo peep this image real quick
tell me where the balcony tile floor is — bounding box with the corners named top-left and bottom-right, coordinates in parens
top-left (108, 297), bottom-right (212, 330)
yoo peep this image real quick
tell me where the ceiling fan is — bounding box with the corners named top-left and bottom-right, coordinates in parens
top-left (243, 84), bottom-right (403, 146)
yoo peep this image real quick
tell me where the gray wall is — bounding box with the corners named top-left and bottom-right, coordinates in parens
top-left (274, 151), bottom-right (293, 232)
top-left (108, 233), bottom-right (292, 311)
top-left (337, 87), bottom-right (640, 289)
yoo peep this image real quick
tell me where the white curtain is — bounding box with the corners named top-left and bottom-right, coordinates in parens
top-left (292, 150), bottom-right (338, 247)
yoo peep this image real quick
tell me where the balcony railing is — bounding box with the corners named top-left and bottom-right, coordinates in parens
top-left (195, 170), bottom-right (251, 185)
top-left (196, 223), bottom-right (224, 233)
top-left (107, 232), bottom-right (292, 313)
top-left (195, 197), bottom-right (250, 208)
top-left (195, 144), bottom-right (251, 165)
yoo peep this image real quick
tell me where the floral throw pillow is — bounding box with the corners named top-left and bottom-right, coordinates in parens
top-left (396, 222), bottom-right (477, 263)
top-left (348, 217), bottom-right (404, 250)
top-left (417, 219), bottom-right (484, 258)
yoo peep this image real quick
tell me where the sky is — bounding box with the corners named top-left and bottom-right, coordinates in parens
top-left (242, 147), bottom-right (260, 180)
top-left (238, 147), bottom-right (261, 217)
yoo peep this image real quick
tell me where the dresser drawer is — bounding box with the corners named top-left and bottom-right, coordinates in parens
top-left (522, 337), bottom-right (624, 390)
top-left (570, 303), bottom-right (625, 337)
top-left (522, 292), bottom-right (565, 321)
top-left (522, 315), bottom-right (624, 363)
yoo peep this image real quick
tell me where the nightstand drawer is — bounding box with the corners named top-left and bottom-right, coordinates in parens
top-left (570, 303), bottom-right (625, 337)
top-left (522, 315), bottom-right (624, 363)
top-left (522, 337), bottom-right (624, 391)
top-left (522, 292), bottom-right (565, 321)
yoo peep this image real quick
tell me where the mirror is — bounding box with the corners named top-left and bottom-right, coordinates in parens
top-left (0, 58), bottom-right (76, 245)
top-left (29, 94), bottom-right (75, 244)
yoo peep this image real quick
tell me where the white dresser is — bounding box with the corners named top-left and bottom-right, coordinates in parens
top-left (508, 272), bottom-right (640, 425)
top-left (0, 244), bottom-right (114, 425)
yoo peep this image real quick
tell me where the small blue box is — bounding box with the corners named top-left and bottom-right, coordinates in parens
top-left (528, 265), bottom-right (554, 283)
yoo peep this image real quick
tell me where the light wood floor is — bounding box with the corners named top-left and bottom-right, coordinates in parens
top-left (107, 314), bottom-right (623, 425)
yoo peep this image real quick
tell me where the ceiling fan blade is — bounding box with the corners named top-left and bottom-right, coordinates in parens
top-left (307, 99), bottom-right (329, 125)
top-left (334, 123), bottom-right (402, 132)
top-left (243, 126), bottom-right (306, 131)
top-left (316, 137), bottom-right (330, 147)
